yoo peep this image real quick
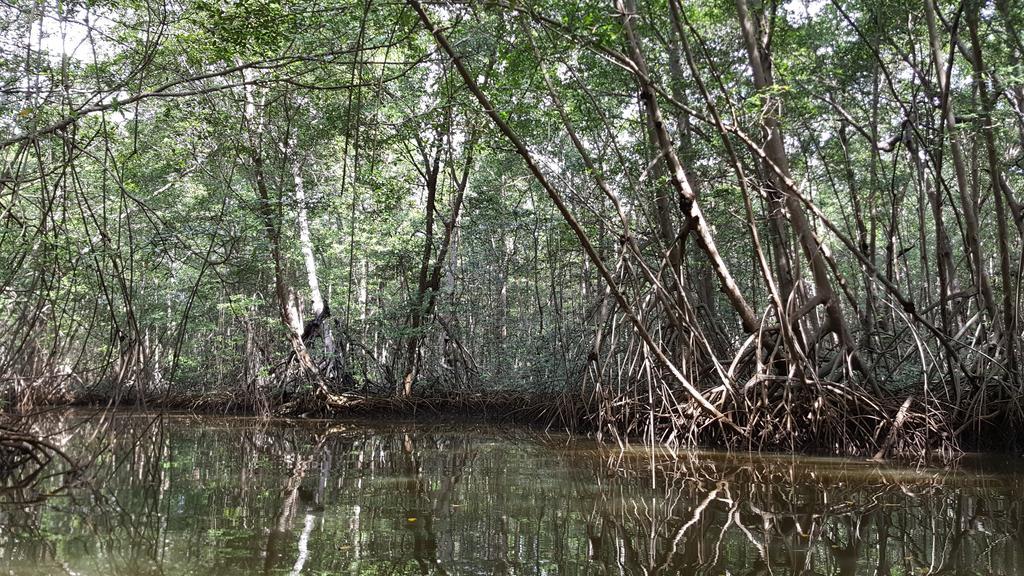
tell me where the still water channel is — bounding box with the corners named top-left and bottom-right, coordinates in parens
top-left (1, 411), bottom-right (1022, 575)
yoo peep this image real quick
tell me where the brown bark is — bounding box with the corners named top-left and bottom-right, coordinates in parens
top-left (242, 77), bottom-right (322, 392)
top-left (967, 6), bottom-right (1018, 383)
top-left (924, 0), bottom-right (996, 320)
top-left (409, 0), bottom-right (743, 431)
top-left (620, 0), bottom-right (759, 334)
top-left (400, 137), bottom-right (442, 397)
top-left (734, 0), bottom-right (858, 357)
top-left (400, 126), bottom-right (477, 396)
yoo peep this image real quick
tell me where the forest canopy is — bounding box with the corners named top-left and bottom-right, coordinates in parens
top-left (2, 0), bottom-right (1024, 457)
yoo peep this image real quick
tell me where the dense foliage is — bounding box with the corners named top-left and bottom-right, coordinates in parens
top-left (3, 0), bottom-right (1024, 455)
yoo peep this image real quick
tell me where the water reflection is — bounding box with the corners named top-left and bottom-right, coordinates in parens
top-left (577, 451), bottom-right (1024, 576)
top-left (0, 412), bottom-right (1022, 575)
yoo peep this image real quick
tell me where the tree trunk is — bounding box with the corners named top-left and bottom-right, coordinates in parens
top-left (400, 143), bottom-right (440, 397)
top-left (924, 0), bottom-right (996, 320)
top-left (241, 75), bottom-right (322, 392)
top-left (734, 0), bottom-right (858, 360)
top-left (967, 6), bottom-right (1018, 385)
top-left (290, 145), bottom-right (341, 381)
top-left (620, 0), bottom-right (759, 334)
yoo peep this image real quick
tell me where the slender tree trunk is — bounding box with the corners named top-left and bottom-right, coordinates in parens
top-left (967, 6), bottom-right (1019, 384)
top-left (290, 148), bottom-right (341, 380)
top-left (994, 0), bottom-right (1024, 170)
top-left (666, 29), bottom-right (722, 356)
top-left (620, 0), bottom-right (759, 334)
top-left (838, 124), bottom-right (876, 344)
top-left (400, 127), bottom-right (476, 395)
top-left (400, 144), bottom-right (441, 397)
top-left (728, 3), bottom-right (796, 304)
top-left (241, 75), bottom-right (321, 391)
top-left (734, 0), bottom-right (859, 361)
top-left (924, 0), bottom-right (996, 320)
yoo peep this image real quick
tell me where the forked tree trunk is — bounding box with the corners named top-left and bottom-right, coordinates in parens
top-left (242, 76), bottom-right (322, 392)
top-left (924, 0), bottom-right (996, 321)
top-left (290, 145), bottom-right (341, 380)
top-left (400, 127), bottom-right (476, 396)
top-left (400, 140), bottom-right (441, 397)
top-left (967, 6), bottom-right (1019, 385)
top-left (734, 0), bottom-right (859, 361)
top-left (619, 0), bottom-right (759, 334)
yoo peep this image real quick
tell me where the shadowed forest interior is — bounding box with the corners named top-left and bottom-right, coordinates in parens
top-left (3, 0), bottom-right (1024, 458)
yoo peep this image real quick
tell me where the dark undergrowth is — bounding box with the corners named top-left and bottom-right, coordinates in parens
top-left (61, 389), bottom-right (587, 431)
top-left (11, 388), bottom-right (1015, 461)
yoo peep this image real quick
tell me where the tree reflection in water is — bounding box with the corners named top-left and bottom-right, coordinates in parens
top-left (0, 411), bottom-right (1022, 575)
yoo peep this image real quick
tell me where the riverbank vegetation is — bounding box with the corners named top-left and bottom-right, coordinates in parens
top-left (2, 0), bottom-right (1024, 456)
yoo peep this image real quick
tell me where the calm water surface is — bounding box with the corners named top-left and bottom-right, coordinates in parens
top-left (1, 411), bottom-right (1023, 575)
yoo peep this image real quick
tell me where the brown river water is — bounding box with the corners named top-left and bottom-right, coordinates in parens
top-left (1, 410), bottom-right (1022, 575)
